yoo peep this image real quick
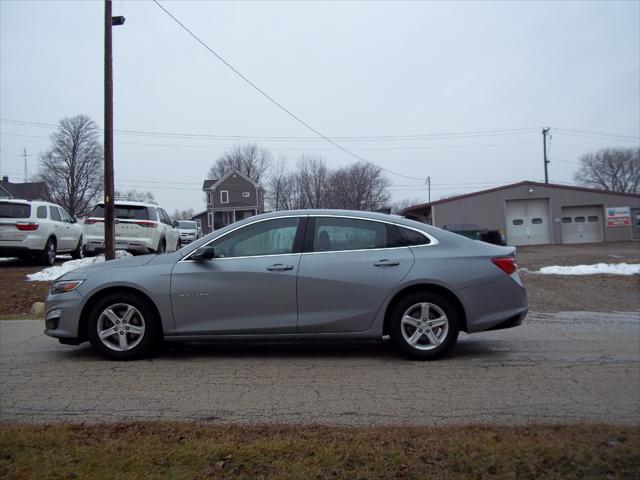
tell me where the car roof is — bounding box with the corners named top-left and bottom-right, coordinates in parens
top-left (95, 200), bottom-right (157, 207)
top-left (254, 209), bottom-right (434, 231)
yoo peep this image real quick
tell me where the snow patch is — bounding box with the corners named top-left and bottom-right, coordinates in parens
top-left (535, 263), bottom-right (640, 276)
top-left (26, 251), bottom-right (133, 281)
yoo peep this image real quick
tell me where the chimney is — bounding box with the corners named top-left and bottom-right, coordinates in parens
top-left (1, 176), bottom-right (8, 183)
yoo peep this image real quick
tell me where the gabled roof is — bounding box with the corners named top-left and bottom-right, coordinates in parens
top-left (401, 180), bottom-right (640, 214)
top-left (202, 179), bottom-right (218, 190)
top-left (202, 169), bottom-right (264, 191)
top-left (0, 178), bottom-right (48, 201)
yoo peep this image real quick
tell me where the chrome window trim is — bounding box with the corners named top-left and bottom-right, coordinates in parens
top-left (179, 214), bottom-right (438, 262)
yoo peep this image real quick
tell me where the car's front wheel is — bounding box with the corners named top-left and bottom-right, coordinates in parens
top-left (86, 293), bottom-right (161, 360)
top-left (390, 292), bottom-right (460, 360)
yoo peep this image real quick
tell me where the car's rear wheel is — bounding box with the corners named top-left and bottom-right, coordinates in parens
top-left (87, 293), bottom-right (161, 360)
top-left (41, 238), bottom-right (56, 266)
top-left (390, 292), bottom-right (459, 360)
top-left (71, 237), bottom-right (84, 260)
top-left (156, 238), bottom-right (166, 254)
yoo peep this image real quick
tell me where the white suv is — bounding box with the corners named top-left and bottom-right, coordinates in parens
top-left (0, 199), bottom-right (84, 265)
top-left (83, 200), bottom-right (180, 255)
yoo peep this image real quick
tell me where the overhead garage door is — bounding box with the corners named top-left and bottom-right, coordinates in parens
top-left (561, 206), bottom-right (603, 244)
top-left (506, 199), bottom-right (551, 246)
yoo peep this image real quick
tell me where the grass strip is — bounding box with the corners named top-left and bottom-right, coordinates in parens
top-left (1, 422), bottom-right (638, 479)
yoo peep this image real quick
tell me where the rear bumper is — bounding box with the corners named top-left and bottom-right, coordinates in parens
top-left (0, 236), bottom-right (47, 255)
top-left (84, 236), bottom-right (152, 254)
top-left (457, 273), bottom-right (528, 333)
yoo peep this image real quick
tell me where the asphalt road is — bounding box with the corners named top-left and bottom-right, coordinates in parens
top-left (1, 311), bottom-right (639, 426)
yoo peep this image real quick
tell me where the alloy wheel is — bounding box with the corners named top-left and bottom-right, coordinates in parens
top-left (400, 302), bottom-right (449, 351)
top-left (96, 303), bottom-right (146, 352)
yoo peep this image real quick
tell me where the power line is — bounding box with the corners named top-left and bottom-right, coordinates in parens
top-left (555, 127), bottom-right (639, 140)
top-left (0, 119), bottom-right (540, 142)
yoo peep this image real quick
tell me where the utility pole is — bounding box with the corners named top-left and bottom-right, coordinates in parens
top-left (426, 176), bottom-right (431, 203)
top-left (104, 1), bottom-right (125, 260)
top-left (542, 127), bottom-right (550, 184)
top-left (22, 148), bottom-right (30, 183)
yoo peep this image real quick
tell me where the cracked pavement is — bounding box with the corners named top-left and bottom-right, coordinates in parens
top-left (1, 311), bottom-right (639, 426)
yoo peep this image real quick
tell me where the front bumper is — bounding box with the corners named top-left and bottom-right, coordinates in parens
top-left (43, 290), bottom-right (85, 342)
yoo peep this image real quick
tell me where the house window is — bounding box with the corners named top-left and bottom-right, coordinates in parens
top-left (587, 216), bottom-right (599, 222)
top-left (512, 219), bottom-right (524, 226)
top-left (220, 191), bottom-right (229, 204)
top-left (242, 192), bottom-right (250, 198)
top-left (206, 192), bottom-right (212, 205)
top-left (207, 212), bottom-right (213, 228)
top-left (531, 218), bottom-right (543, 224)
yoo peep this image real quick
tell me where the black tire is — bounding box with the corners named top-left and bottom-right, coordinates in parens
top-left (86, 292), bottom-right (161, 360)
top-left (71, 237), bottom-right (84, 260)
top-left (41, 238), bottom-right (56, 266)
top-left (390, 292), bottom-right (460, 360)
top-left (156, 238), bottom-right (166, 254)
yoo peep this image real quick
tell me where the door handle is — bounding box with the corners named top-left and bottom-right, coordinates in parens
top-left (267, 264), bottom-right (294, 271)
top-left (373, 259), bottom-right (399, 267)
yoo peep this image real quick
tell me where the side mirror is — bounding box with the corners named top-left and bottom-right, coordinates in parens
top-left (172, 220), bottom-right (179, 228)
top-left (190, 246), bottom-right (215, 261)
top-left (71, 217), bottom-right (78, 224)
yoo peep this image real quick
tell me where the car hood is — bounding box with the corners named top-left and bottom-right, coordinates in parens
top-left (70, 254), bottom-right (157, 276)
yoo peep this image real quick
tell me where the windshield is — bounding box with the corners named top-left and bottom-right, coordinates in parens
top-left (177, 221), bottom-right (197, 229)
top-left (0, 202), bottom-right (31, 219)
top-left (90, 204), bottom-right (151, 220)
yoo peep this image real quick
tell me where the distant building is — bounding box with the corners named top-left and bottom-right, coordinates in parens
top-left (401, 180), bottom-right (640, 245)
top-left (200, 169), bottom-right (265, 233)
top-left (0, 175), bottom-right (49, 201)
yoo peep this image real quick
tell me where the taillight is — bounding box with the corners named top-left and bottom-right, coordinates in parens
top-left (135, 221), bottom-right (156, 228)
top-left (492, 257), bottom-right (517, 275)
top-left (84, 218), bottom-right (102, 225)
top-left (16, 222), bottom-right (39, 231)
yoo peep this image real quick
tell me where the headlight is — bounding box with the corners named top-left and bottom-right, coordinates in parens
top-left (50, 280), bottom-right (84, 295)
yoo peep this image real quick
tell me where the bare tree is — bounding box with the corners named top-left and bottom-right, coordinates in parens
top-left (329, 161), bottom-right (390, 211)
top-left (574, 147), bottom-right (639, 193)
top-left (114, 189), bottom-right (156, 203)
top-left (36, 115), bottom-right (103, 217)
top-left (266, 158), bottom-right (297, 211)
top-left (207, 143), bottom-right (273, 184)
top-left (172, 208), bottom-right (195, 220)
top-left (296, 155), bottom-right (331, 209)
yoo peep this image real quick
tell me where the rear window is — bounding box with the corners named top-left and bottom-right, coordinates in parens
top-left (177, 221), bottom-right (197, 229)
top-left (90, 204), bottom-right (150, 220)
top-left (0, 202), bottom-right (31, 218)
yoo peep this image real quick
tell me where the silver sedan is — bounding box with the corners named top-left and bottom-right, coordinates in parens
top-left (44, 210), bottom-right (527, 360)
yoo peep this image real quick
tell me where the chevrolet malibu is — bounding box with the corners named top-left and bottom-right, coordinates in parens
top-left (44, 210), bottom-right (527, 360)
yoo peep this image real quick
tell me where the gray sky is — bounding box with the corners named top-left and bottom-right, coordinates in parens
top-left (1, 0), bottom-right (639, 213)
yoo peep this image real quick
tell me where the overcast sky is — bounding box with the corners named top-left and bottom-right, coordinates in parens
top-left (1, 0), bottom-right (639, 213)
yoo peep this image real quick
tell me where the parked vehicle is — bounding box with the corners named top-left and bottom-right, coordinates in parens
top-left (44, 210), bottom-right (527, 360)
top-left (83, 201), bottom-right (179, 255)
top-left (175, 220), bottom-right (201, 246)
top-left (0, 199), bottom-right (84, 265)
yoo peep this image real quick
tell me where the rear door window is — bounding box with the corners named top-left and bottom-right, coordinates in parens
top-left (37, 206), bottom-right (48, 219)
top-left (49, 206), bottom-right (61, 222)
top-left (0, 202), bottom-right (31, 218)
top-left (312, 217), bottom-right (387, 252)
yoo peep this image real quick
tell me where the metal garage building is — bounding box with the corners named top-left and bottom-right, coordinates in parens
top-left (401, 181), bottom-right (640, 246)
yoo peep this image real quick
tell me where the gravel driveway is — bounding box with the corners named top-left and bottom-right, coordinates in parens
top-left (1, 311), bottom-right (638, 426)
